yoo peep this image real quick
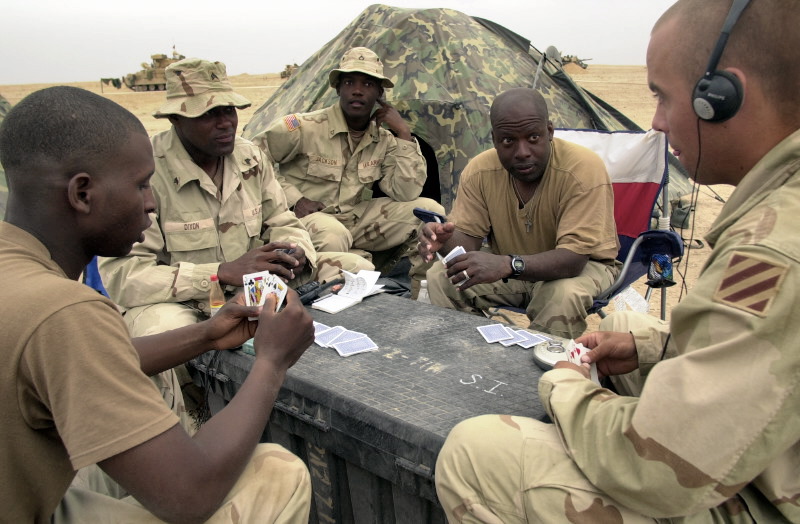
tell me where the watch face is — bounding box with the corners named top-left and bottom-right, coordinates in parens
top-left (512, 257), bottom-right (525, 273)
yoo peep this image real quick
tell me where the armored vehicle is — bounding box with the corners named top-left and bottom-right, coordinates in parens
top-left (123, 50), bottom-right (185, 92)
top-left (280, 64), bottom-right (299, 79)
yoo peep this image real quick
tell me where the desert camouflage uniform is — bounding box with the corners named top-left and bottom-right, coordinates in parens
top-left (99, 129), bottom-right (372, 415)
top-left (254, 103), bottom-right (444, 284)
top-left (58, 443), bottom-right (311, 523)
top-left (435, 130), bottom-right (800, 522)
top-left (100, 128), bottom-right (372, 325)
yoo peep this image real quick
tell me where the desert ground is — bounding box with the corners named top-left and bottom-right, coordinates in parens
top-left (0, 65), bottom-right (733, 331)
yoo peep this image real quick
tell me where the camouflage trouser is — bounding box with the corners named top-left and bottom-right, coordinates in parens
top-left (426, 259), bottom-right (619, 338)
top-left (301, 196), bottom-right (444, 285)
top-left (307, 250), bottom-right (375, 283)
top-left (435, 414), bottom-right (656, 523)
top-left (57, 443), bottom-right (311, 523)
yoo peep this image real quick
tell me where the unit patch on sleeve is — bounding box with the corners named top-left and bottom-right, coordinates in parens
top-left (283, 114), bottom-right (301, 132)
top-left (712, 251), bottom-right (788, 317)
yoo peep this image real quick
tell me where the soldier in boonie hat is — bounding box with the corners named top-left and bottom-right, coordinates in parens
top-left (153, 58), bottom-right (251, 119)
top-left (328, 46), bottom-right (394, 89)
top-left (254, 46), bottom-right (445, 300)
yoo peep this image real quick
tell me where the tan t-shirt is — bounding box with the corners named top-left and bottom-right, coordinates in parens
top-left (0, 222), bottom-right (179, 522)
top-left (449, 138), bottom-right (618, 263)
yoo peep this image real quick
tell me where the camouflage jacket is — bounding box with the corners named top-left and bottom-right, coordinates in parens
top-left (99, 128), bottom-right (315, 309)
top-left (255, 103), bottom-right (426, 214)
top-left (540, 129), bottom-right (800, 522)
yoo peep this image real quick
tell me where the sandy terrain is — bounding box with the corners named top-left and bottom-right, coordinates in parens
top-left (0, 65), bottom-right (732, 331)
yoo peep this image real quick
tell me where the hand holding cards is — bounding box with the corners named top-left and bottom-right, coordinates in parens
top-left (243, 271), bottom-right (288, 319)
top-left (565, 340), bottom-right (600, 385)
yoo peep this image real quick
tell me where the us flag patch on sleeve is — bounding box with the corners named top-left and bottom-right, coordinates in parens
top-left (713, 251), bottom-right (788, 317)
top-left (283, 114), bottom-right (301, 132)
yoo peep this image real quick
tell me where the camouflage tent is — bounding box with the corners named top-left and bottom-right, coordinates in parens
top-left (244, 4), bottom-right (692, 212)
top-left (0, 94), bottom-right (10, 218)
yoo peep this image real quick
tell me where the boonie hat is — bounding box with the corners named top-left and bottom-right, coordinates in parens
top-left (328, 47), bottom-right (394, 89)
top-left (153, 58), bottom-right (251, 119)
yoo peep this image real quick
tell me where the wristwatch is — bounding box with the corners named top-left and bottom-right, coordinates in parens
top-left (509, 255), bottom-right (525, 278)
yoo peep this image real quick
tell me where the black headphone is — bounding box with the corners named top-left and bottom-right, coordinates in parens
top-left (692, 0), bottom-right (751, 122)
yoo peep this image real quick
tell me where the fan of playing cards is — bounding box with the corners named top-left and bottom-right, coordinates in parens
top-left (243, 271), bottom-right (288, 319)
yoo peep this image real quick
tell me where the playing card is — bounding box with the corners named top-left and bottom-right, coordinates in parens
top-left (243, 271), bottom-right (270, 308)
top-left (443, 245), bottom-right (466, 265)
top-left (477, 324), bottom-right (514, 343)
top-left (333, 336), bottom-right (379, 357)
top-left (328, 329), bottom-right (367, 345)
top-left (313, 321), bottom-right (331, 336)
top-left (315, 325), bottom-right (347, 347)
top-left (266, 274), bottom-right (288, 312)
top-left (521, 332), bottom-right (549, 346)
top-left (566, 340), bottom-right (600, 385)
top-left (243, 271), bottom-right (287, 316)
top-left (499, 329), bottom-right (529, 347)
top-left (513, 330), bottom-right (546, 349)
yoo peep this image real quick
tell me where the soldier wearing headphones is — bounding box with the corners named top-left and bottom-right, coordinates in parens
top-left (435, 0), bottom-right (800, 521)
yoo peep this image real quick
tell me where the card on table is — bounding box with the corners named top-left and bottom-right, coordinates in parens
top-left (499, 329), bottom-right (530, 347)
top-left (476, 324), bottom-right (514, 343)
top-left (333, 335), bottom-right (379, 357)
top-left (328, 329), bottom-right (367, 345)
top-left (315, 325), bottom-right (347, 348)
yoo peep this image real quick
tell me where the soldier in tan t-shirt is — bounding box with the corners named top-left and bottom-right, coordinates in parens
top-left (0, 86), bottom-right (312, 523)
top-left (419, 88), bottom-right (620, 338)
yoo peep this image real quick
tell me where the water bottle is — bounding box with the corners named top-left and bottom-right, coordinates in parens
top-left (209, 274), bottom-right (225, 316)
top-left (417, 279), bottom-right (430, 303)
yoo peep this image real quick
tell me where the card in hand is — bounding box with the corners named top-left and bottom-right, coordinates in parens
top-left (243, 271), bottom-right (269, 308)
top-left (442, 245), bottom-right (466, 265)
top-left (566, 340), bottom-right (600, 385)
top-left (263, 274), bottom-right (288, 312)
top-left (243, 271), bottom-right (287, 315)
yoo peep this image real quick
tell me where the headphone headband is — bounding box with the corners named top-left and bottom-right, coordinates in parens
top-left (702, 0), bottom-right (751, 78)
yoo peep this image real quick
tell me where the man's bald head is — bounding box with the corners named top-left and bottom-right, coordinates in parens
top-left (654, 0), bottom-right (800, 124)
top-left (490, 88), bottom-right (549, 128)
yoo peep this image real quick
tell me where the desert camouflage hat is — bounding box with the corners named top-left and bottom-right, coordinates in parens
top-left (153, 58), bottom-right (251, 119)
top-left (328, 47), bottom-right (394, 89)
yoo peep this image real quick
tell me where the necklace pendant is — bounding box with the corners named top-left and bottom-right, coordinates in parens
top-left (525, 218), bottom-right (532, 233)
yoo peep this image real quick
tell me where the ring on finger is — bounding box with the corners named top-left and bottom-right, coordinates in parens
top-left (462, 270), bottom-right (469, 280)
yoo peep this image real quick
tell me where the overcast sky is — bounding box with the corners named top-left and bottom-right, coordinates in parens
top-left (1, 0), bottom-right (675, 85)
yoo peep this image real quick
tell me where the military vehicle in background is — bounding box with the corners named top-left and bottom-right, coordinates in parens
top-left (562, 54), bottom-right (591, 69)
top-left (121, 48), bottom-right (186, 92)
top-left (544, 46), bottom-right (590, 70)
top-left (280, 64), bottom-right (299, 79)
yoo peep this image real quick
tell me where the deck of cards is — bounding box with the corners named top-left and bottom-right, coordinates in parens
top-left (442, 245), bottom-right (466, 265)
top-left (243, 271), bottom-right (288, 319)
